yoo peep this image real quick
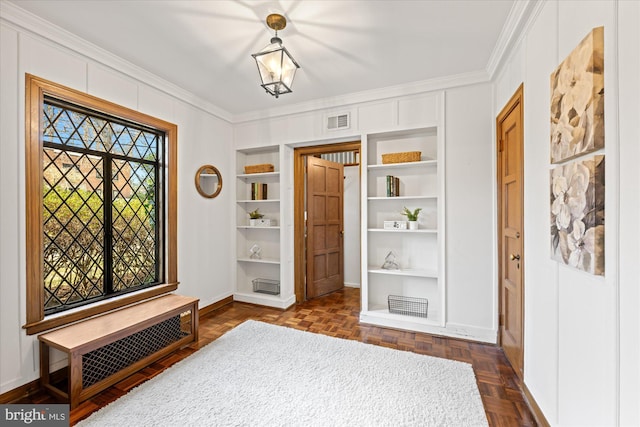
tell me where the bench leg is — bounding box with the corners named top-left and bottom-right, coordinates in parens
top-left (39, 342), bottom-right (50, 388)
top-left (69, 353), bottom-right (82, 409)
top-left (192, 302), bottom-right (199, 342)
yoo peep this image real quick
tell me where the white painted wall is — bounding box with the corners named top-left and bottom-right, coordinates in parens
top-left (0, 12), bottom-right (233, 394)
top-left (493, 1), bottom-right (640, 425)
top-left (618, 2), bottom-right (640, 425)
top-left (343, 165), bottom-right (360, 287)
top-left (444, 84), bottom-right (495, 335)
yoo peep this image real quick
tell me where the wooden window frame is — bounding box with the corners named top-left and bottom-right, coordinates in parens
top-left (24, 74), bottom-right (178, 335)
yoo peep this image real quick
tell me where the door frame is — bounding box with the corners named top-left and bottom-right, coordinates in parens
top-left (496, 84), bottom-right (524, 371)
top-left (293, 141), bottom-right (361, 303)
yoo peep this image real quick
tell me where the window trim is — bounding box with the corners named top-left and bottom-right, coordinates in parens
top-left (24, 74), bottom-right (178, 335)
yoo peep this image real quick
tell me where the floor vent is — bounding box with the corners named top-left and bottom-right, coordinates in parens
top-left (327, 113), bottom-right (350, 131)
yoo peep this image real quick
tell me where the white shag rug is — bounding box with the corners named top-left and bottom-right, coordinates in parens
top-left (77, 320), bottom-right (488, 427)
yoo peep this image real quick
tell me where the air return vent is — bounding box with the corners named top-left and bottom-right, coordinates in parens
top-left (327, 113), bottom-right (350, 131)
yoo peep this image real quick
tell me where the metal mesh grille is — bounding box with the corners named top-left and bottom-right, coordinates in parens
top-left (388, 295), bottom-right (429, 318)
top-left (82, 315), bottom-right (187, 388)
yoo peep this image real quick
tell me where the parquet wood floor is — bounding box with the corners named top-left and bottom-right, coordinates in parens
top-left (19, 288), bottom-right (537, 426)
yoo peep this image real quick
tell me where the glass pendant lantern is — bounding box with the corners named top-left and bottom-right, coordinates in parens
top-left (251, 14), bottom-right (300, 98)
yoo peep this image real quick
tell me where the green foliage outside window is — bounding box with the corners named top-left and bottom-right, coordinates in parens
top-left (42, 98), bottom-right (162, 314)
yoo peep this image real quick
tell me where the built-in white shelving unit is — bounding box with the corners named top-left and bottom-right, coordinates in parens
top-left (234, 146), bottom-right (287, 307)
top-left (360, 124), bottom-right (446, 332)
top-left (367, 228), bottom-right (437, 233)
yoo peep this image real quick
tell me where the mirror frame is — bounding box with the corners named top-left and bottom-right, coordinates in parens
top-left (195, 165), bottom-right (223, 198)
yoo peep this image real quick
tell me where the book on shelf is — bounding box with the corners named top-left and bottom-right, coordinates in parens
top-left (386, 175), bottom-right (400, 197)
top-left (250, 182), bottom-right (268, 200)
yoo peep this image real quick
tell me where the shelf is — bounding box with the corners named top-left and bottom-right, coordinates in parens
top-left (363, 307), bottom-right (440, 326)
top-left (368, 160), bottom-right (437, 170)
top-left (236, 146), bottom-right (284, 310)
top-left (368, 267), bottom-right (437, 278)
top-left (236, 290), bottom-right (282, 299)
top-left (234, 291), bottom-right (282, 303)
top-left (237, 199), bottom-right (280, 203)
top-left (368, 228), bottom-right (437, 234)
top-left (237, 258), bottom-right (280, 265)
top-left (368, 195), bottom-right (437, 201)
top-left (363, 102), bottom-right (445, 335)
top-left (237, 172), bottom-right (280, 179)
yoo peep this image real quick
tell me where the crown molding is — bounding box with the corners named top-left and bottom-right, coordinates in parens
top-left (485, 0), bottom-right (546, 80)
top-left (2, 1), bottom-right (509, 126)
top-left (233, 69), bottom-right (490, 123)
top-left (0, 1), bottom-right (234, 123)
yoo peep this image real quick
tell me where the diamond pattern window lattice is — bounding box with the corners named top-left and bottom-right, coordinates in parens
top-left (43, 101), bottom-right (158, 160)
top-left (43, 148), bottom-right (105, 312)
top-left (42, 98), bottom-right (162, 315)
top-left (111, 159), bottom-right (157, 292)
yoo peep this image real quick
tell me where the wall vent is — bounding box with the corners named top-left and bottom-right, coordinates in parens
top-left (327, 113), bottom-right (350, 131)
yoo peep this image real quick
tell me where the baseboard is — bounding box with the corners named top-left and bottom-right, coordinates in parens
top-left (522, 381), bottom-right (550, 427)
top-left (343, 282), bottom-right (360, 288)
top-left (199, 295), bottom-right (234, 318)
top-left (442, 322), bottom-right (498, 344)
top-left (359, 314), bottom-right (498, 344)
top-left (0, 367), bottom-right (66, 404)
top-left (0, 378), bottom-right (40, 404)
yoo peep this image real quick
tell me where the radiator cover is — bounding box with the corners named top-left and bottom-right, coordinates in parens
top-left (82, 315), bottom-right (187, 388)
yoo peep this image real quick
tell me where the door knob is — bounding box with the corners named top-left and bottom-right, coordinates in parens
top-left (510, 254), bottom-right (520, 261)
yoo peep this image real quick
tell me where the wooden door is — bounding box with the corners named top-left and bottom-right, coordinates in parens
top-left (497, 84), bottom-right (524, 379)
top-left (306, 156), bottom-right (344, 299)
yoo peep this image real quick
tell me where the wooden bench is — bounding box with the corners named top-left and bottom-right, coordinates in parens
top-left (38, 294), bottom-right (199, 409)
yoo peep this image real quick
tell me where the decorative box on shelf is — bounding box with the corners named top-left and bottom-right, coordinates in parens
top-left (388, 295), bottom-right (428, 318)
top-left (249, 218), bottom-right (276, 227)
top-left (381, 151), bottom-right (421, 164)
top-left (244, 164), bottom-right (274, 174)
top-left (253, 278), bottom-right (280, 295)
top-left (383, 220), bottom-right (408, 230)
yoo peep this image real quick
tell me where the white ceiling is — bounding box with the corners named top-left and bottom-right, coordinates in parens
top-left (9, 0), bottom-right (515, 117)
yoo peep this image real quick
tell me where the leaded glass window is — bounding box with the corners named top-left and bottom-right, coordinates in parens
top-left (42, 97), bottom-right (164, 314)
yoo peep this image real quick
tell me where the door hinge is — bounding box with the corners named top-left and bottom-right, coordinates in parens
top-left (499, 139), bottom-right (504, 153)
top-left (499, 314), bottom-right (504, 326)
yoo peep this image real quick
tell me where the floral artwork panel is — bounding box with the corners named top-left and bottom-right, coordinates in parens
top-left (550, 26), bottom-right (604, 163)
top-left (550, 155), bottom-right (604, 275)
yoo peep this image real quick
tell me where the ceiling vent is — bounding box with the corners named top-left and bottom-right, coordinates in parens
top-left (327, 113), bottom-right (350, 131)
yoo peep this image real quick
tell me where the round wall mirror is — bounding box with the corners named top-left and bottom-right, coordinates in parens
top-left (195, 165), bottom-right (223, 198)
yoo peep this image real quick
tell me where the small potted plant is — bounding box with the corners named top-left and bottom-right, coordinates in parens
top-left (249, 208), bottom-right (264, 226)
top-left (401, 207), bottom-right (421, 230)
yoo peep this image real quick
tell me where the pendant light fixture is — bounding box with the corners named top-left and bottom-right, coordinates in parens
top-left (251, 13), bottom-right (300, 98)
